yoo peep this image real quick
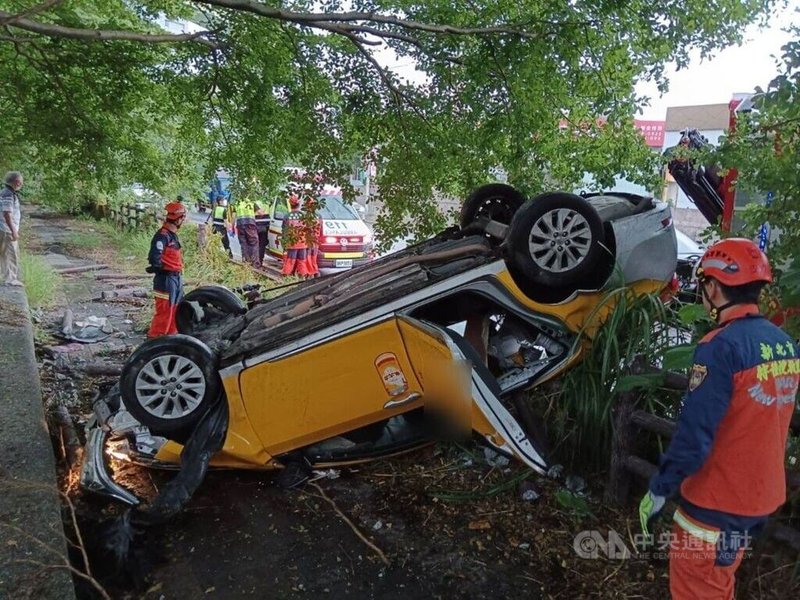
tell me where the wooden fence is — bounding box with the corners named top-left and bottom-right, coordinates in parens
top-left (606, 359), bottom-right (800, 553)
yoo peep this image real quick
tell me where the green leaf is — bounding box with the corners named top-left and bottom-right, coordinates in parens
top-left (615, 373), bottom-right (666, 392)
top-left (662, 344), bottom-right (697, 371)
top-left (555, 490), bottom-right (594, 519)
top-left (677, 303), bottom-right (708, 326)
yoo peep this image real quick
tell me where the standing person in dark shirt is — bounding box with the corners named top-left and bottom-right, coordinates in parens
top-left (1, 171), bottom-right (24, 286)
top-left (146, 202), bottom-right (187, 337)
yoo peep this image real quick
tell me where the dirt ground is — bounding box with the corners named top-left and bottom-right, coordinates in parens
top-left (24, 210), bottom-right (799, 600)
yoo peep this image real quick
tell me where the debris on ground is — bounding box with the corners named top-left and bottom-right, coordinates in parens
top-left (483, 446), bottom-right (511, 468)
top-left (518, 480), bottom-right (541, 502)
top-left (312, 469), bottom-right (341, 481)
top-left (565, 474), bottom-right (587, 496)
top-left (546, 463), bottom-right (564, 479)
top-left (60, 315), bottom-right (115, 343)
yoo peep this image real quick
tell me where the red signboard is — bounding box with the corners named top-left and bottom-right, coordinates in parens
top-left (558, 118), bottom-right (666, 149)
top-left (634, 120), bottom-right (666, 148)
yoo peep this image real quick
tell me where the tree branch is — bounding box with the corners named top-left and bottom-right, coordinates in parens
top-left (4, 0), bottom-right (65, 23)
top-left (195, 0), bottom-right (557, 39)
top-left (337, 28), bottom-right (422, 117)
top-left (0, 1), bottom-right (558, 57)
top-left (0, 9), bottom-right (218, 47)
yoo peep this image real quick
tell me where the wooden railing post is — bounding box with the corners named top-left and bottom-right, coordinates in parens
top-left (605, 388), bottom-right (637, 506)
top-left (605, 355), bottom-right (646, 506)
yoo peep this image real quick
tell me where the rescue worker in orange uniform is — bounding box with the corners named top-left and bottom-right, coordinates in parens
top-left (280, 194), bottom-right (309, 277)
top-left (146, 202), bottom-right (186, 337)
top-left (639, 238), bottom-right (799, 599)
top-left (303, 196), bottom-right (321, 278)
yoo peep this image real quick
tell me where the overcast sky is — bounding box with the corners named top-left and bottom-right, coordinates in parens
top-left (636, 1), bottom-right (799, 119)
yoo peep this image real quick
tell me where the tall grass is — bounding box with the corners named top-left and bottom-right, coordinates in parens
top-left (181, 224), bottom-right (263, 290)
top-left (84, 219), bottom-right (273, 291)
top-left (20, 253), bottom-right (61, 308)
top-left (546, 287), bottom-right (685, 472)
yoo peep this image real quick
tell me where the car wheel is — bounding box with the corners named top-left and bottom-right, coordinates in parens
top-left (176, 285), bottom-right (246, 337)
top-left (506, 192), bottom-right (605, 288)
top-left (120, 335), bottom-right (221, 437)
top-left (460, 183), bottom-right (527, 230)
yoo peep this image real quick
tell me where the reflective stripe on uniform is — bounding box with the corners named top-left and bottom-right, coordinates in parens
top-left (673, 509), bottom-right (720, 544)
top-left (153, 291), bottom-right (170, 300)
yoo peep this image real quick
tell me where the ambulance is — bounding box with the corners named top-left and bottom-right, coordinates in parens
top-left (265, 186), bottom-right (373, 272)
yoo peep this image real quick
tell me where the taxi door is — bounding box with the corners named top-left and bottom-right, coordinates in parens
top-left (238, 318), bottom-right (424, 457)
top-left (266, 196), bottom-right (289, 259)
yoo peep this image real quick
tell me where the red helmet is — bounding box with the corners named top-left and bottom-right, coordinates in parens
top-left (165, 202), bottom-right (187, 221)
top-left (697, 238), bottom-right (772, 286)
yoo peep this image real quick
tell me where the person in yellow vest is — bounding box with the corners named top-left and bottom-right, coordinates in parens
top-left (206, 195), bottom-right (232, 258)
top-left (233, 195), bottom-right (262, 267)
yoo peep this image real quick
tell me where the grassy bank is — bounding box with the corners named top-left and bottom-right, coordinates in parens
top-left (19, 253), bottom-right (61, 309)
top-left (66, 219), bottom-right (267, 291)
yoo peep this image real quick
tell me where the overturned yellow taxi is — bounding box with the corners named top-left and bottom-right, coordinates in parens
top-left (81, 185), bottom-right (677, 505)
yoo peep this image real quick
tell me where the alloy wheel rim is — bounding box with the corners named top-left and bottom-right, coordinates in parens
top-left (134, 354), bottom-right (206, 419)
top-left (528, 208), bottom-right (592, 273)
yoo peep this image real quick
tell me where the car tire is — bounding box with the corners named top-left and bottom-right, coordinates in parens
top-left (175, 285), bottom-right (246, 337)
top-left (120, 335), bottom-right (221, 437)
top-left (460, 183), bottom-right (527, 230)
top-left (506, 192), bottom-right (605, 288)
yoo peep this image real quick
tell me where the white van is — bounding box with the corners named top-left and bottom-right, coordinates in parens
top-left (265, 190), bottom-right (373, 272)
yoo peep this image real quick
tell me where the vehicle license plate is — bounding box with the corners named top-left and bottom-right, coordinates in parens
top-left (335, 259), bottom-right (353, 268)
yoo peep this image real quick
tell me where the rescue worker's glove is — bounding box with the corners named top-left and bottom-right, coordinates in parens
top-left (638, 491), bottom-right (666, 537)
top-left (145, 266), bottom-right (165, 274)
